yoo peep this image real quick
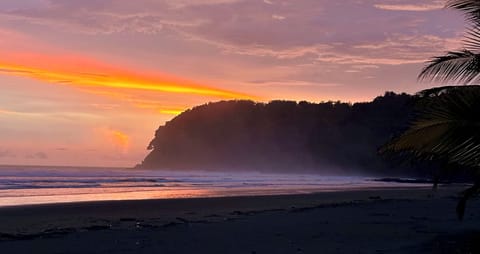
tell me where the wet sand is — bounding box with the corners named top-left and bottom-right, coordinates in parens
top-left (0, 186), bottom-right (479, 253)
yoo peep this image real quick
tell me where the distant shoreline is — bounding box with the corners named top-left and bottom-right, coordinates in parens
top-left (372, 177), bottom-right (453, 184)
top-left (0, 184), bottom-right (436, 209)
top-left (0, 185), bottom-right (436, 210)
top-left (0, 166), bottom-right (441, 208)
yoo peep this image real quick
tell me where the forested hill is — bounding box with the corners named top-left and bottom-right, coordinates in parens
top-left (139, 92), bottom-right (418, 174)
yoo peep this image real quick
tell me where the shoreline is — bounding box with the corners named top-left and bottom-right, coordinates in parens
top-left (0, 184), bottom-right (437, 209)
top-left (0, 186), bottom-right (464, 231)
top-left (1, 186), bottom-right (478, 253)
top-left (0, 176), bottom-right (448, 208)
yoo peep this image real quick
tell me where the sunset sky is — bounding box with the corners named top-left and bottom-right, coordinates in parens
top-left (0, 0), bottom-right (466, 167)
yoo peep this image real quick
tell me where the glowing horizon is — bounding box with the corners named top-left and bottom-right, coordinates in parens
top-left (0, 54), bottom-right (256, 100)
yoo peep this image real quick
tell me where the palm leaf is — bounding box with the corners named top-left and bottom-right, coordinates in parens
top-left (416, 85), bottom-right (470, 97)
top-left (418, 1), bottom-right (480, 84)
top-left (447, 0), bottom-right (480, 27)
top-left (447, 1), bottom-right (480, 52)
top-left (381, 86), bottom-right (480, 169)
top-left (418, 50), bottom-right (480, 84)
top-left (464, 26), bottom-right (480, 52)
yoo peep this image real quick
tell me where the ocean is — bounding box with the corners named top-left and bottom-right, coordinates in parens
top-left (0, 165), bottom-right (430, 207)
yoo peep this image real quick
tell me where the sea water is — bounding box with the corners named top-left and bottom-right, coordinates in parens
top-left (0, 165), bottom-right (430, 207)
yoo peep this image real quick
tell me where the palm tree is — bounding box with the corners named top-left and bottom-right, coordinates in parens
top-left (382, 0), bottom-right (480, 220)
top-left (382, 87), bottom-right (480, 219)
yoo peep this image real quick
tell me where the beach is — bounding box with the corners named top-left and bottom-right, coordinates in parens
top-left (1, 186), bottom-right (479, 253)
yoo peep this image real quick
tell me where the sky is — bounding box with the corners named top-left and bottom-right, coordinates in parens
top-left (0, 0), bottom-right (467, 167)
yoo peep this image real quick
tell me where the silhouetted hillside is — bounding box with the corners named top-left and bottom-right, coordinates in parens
top-left (138, 92), bottom-right (426, 175)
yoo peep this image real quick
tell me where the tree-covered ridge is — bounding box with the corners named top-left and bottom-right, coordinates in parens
top-left (139, 92), bottom-right (419, 174)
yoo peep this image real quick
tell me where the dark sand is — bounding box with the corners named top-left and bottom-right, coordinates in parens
top-left (1, 186), bottom-right (479, 253)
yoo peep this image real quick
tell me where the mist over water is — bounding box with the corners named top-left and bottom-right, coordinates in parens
top-left (0, 165), bottom-right (430, 207)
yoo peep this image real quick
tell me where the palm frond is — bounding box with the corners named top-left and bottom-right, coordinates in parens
top-left (416, 85), bottom-right (467, 97)
top-left (447, 0), bottom-right (480, 27)
top-left (418, 50), bottom-right (480, 84)
top-left (381, 86), bottom-right (480, 168)
top-left (418, 1), bottom-right (480, 85)
top-left (464, 26), bottom-right (480, 52)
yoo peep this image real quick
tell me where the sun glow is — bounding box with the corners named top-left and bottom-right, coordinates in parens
top-left (158, 109), bottom-right (185, 115)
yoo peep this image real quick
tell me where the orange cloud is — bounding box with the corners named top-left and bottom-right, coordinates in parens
top-left (0, 109), bottom-right (11, 114)
top-left (373, 3), bottom-right (443, 12)
top-left (0, 108), bottom-right (31, 116)
top-left (98, 128), bottom-right (130, 153)
top-left (0, 52), bottom-right (257, 100)
top-left (111, 130), bottom-right (130, 152)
